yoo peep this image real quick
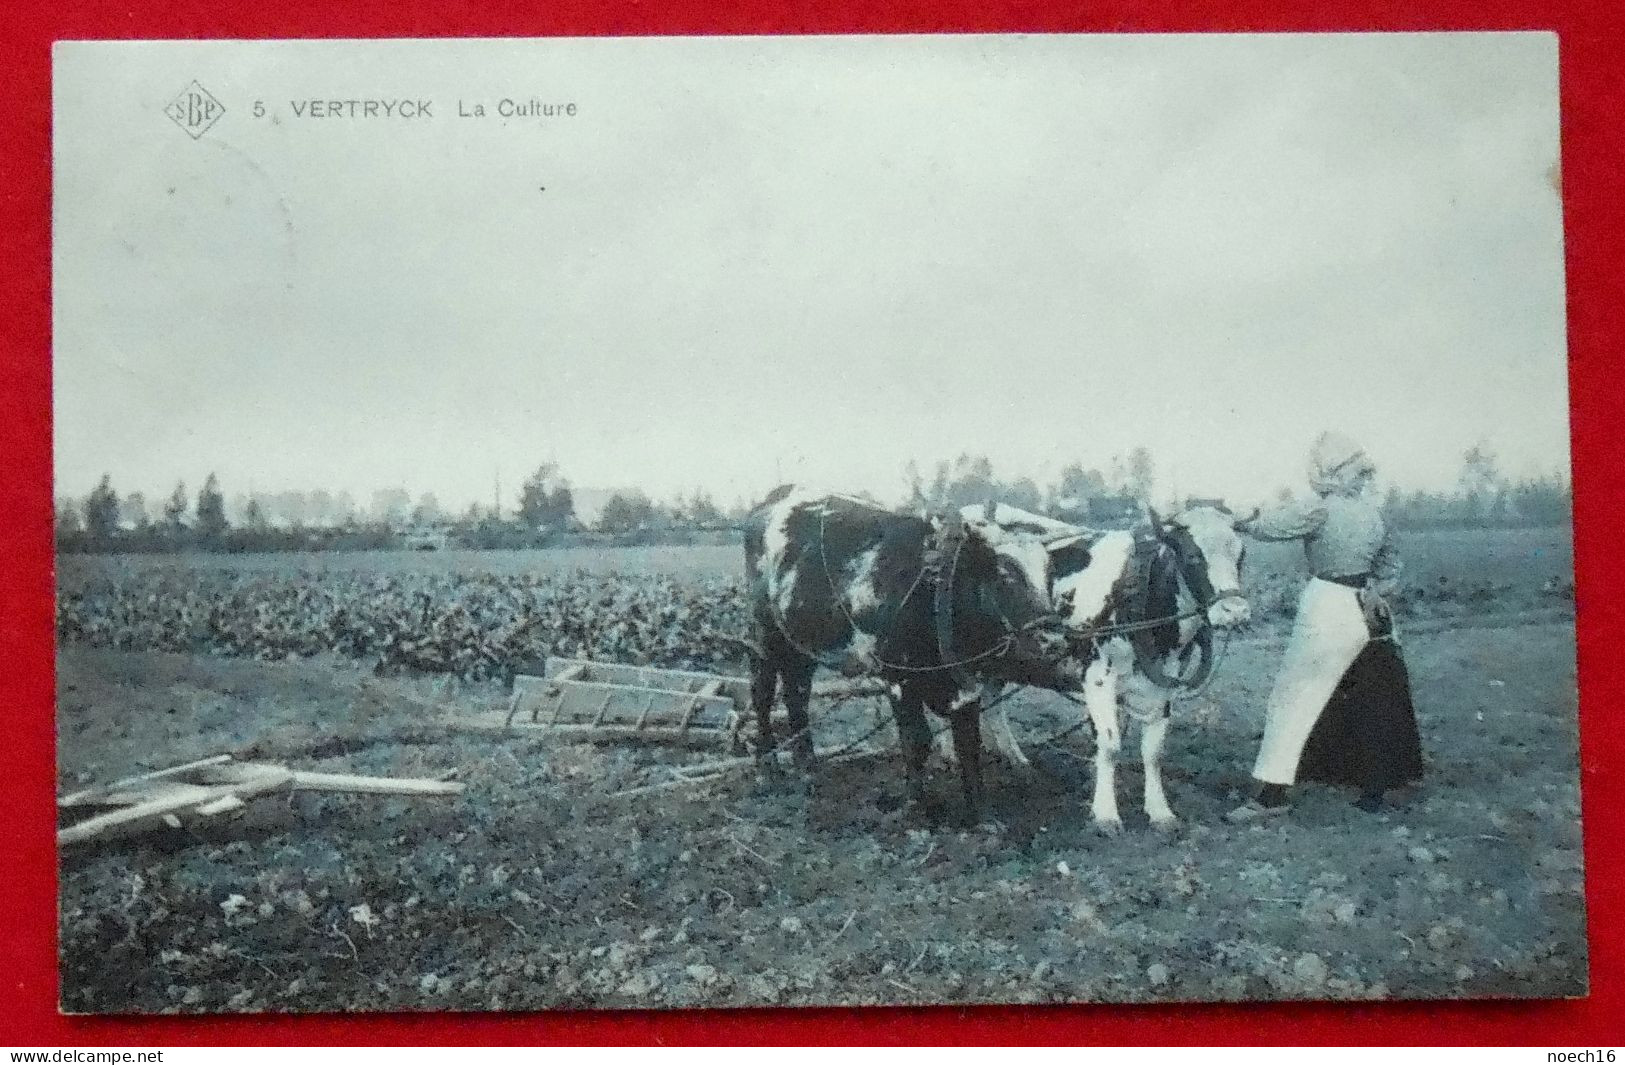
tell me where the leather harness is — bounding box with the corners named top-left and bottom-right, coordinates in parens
top-left (927, 508), bottom-right (975, 686)
top-left (1101, 529), bottom-right (1218, 691)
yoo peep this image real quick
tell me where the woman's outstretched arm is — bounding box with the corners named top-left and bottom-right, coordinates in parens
top-left (1237, 497), bottom-right (1328, 542)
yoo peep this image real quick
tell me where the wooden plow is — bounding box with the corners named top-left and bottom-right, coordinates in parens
top-left (58, 754), bottom-right (465, 846)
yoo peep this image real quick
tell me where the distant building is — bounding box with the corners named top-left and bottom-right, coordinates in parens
top-left (401, 524), bottom-right (453, 551)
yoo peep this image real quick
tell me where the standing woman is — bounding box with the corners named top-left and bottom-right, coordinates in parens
top-left (1228, 432), bottom-right (1424, 821)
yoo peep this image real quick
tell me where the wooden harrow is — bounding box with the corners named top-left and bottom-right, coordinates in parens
top-left (448, 656), bottom-right (893, 759)
top-left (445, 656), bottom-right (753, 749)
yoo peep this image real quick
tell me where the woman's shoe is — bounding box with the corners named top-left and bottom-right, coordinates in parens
top-left (1225, 800), bottom-right (1287, 824)
top-left (1226, 782), bottom-right (1290, 823)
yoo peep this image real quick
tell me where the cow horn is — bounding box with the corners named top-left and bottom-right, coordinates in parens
top-left (1233, 506), bottom-right (1261, 530)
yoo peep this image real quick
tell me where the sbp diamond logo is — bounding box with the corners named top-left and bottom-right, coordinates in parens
top-left (165, 81), bottom-right (226, 139)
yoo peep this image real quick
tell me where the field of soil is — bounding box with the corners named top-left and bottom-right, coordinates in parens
top-left (55, 529), bottom-right (1587, 1012)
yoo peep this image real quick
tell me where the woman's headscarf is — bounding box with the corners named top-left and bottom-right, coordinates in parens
top-left (1309, 431), bottom-right (1376, 497)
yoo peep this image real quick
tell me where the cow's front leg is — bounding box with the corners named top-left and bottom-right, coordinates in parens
top-left (948, 697), bottom-right (986, 827)
top-left (1084, 651), bottom-right (1123, 834)
top-left (780, 655), bottom-right (817, 772)
top-left (1140, 706), bottom-right (1176, 831)
top-left (748, 657), bottom-right (779, 765)
top-left (1124, 674), bottom-right (1177, 830)
top-left (892, 685), bottom-right (932, 810)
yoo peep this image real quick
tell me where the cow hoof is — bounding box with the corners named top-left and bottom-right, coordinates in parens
top-left (1093, 817), bottom-right (1124, 837)
top-left (1150, 815), bottom-right (1181, 835)
top-left (893, 787), bottom-right (930, 821)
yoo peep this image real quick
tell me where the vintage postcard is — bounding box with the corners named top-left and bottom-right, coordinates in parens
top-left (52, 33), bottom-right (1580, 1013)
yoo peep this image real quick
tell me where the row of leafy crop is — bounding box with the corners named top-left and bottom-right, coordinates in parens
top-left (56, 568), bottom-right (753, 682)
top-left (55, 564), bottom-right (1571, 683)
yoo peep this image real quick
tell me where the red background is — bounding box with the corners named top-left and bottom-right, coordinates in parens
top-left (4, 0), bottom-right (1620, 1046)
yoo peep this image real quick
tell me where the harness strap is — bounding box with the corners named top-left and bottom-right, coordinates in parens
top-left (1126, 535), bottom-right (1170, 682)
top-left (1124, 530), bottom-right (1214, 691)
top-left (932, 509), bottom-right (971, 686)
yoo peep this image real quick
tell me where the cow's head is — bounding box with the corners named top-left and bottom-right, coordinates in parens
top-left (950, 524), bottom-right (1080, 689)
top-left (969, 526), bottom-right (1056, 610)
top-left (1149, 503), bottom-right (1252, 628)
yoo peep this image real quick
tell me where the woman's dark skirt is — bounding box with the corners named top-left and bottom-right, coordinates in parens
top-left (1298, 631), bottom-right (1424, 792)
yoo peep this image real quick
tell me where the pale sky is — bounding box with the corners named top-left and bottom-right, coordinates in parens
top-left (53, 33), bottom-right (1568, 512)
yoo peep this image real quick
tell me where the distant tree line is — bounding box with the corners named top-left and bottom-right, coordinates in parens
top-left (895, 444), bottom-right (1570, 531)
top-left (1380, 445), bottom-right (1571, 529)
top-left (55, 442), bottom-right (1570, 555)
top-left (902, 450), bottom-right (1154, 524)
top-left (54, 464), bottom-right (749, 554)
top-left (56, 472), bottom-right (407, 554)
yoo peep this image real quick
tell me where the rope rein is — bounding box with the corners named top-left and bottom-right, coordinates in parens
top-left (1067, 603), bottom-right (1210, 640)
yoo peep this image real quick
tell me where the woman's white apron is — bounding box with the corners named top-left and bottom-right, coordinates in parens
top-left (1253, 577), bottom-right (1371, 784)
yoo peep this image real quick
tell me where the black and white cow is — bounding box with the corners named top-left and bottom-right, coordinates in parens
top-left (958, 502), bottom-right (1252, 833)
top-left (744, 486), bottom-right (1082, 821)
